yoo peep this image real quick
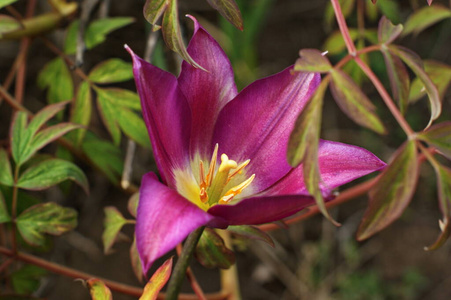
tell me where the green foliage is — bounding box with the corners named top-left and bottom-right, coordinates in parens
top-left (0, 190), bottom-right (11, 223)
top-left (402, 5), bottom-right (451, 36)
top-left (207, 0), bottom-right (243, 30)
top-left (195, 228), bottom-right (235, 269)
top-left (0, 148), bottom-right (13, 186)
top-left (295, 49), bottom-right (332, 73)
top-left (409, 60), bottom-right (451, 103)
top-left (102, 206), bottom-right (130, 254)
top-left (16, 202), bottom-right (77, 246)
top-left (140, 258), bottom-right (173, 300)
top-left (88, 59), bottom-right (134, 84)
top-left (87, 279), bottom-right (112, 300)
top-left (0, 15), bottom-right (22, 37)
top-left (227, 225), bottom-right (274, 247)
top-left (69, 81), bottom-right (92, 146)
top-left (130, 236), bottom-right (144, 282)
top-left (0, 0), bottom-right (18, 9)
top-left (37, 58), bottom-right (73, 105)
top-left (11, 265), bottom-right (47, 295)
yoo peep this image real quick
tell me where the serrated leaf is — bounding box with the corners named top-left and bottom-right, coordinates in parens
top-left (381, 49), bottom-right (410, 114)
top-left (82, 133), bottom-right (123, 184)
top-left (0, 0), bottom-right (18, 9)
top-left (65, 18), bottom-right (134, 54)
top-left (425, 165), bottom-right (451, 250)
top-left (16, 202), bottom-right (77, 246)
top-left (27, 101), bottom-right (70, 137)
top-left (17, 159), bottom-right (89, 193)
top-left (37, 57), bottom-right (73, 105)
top-left (390, 46), bottom-right (441, 127)
top-left (69, 82), bottom-right (92, 145)
top-left (0, 14), bottom-right (22, 37)
top-left (330, 69), bottom-right (386, 134)
top-left (409, 60), bottom-right (451, 103)
top-left (143, 0), bottom-right (167, 27)
top-left (88, 59), bottom-right (133, 84)
top-left (85, 17), bottom-right (134, 49)
top-left (102, 206), bottom-right (129, 254)
top-left (402, 5), bottom-right (451, 36)
top-left (294, 49), bottom-right (332, 73)
top-left (378, 16), bottom-right (403, 44)
top-left (0, 191), bottom-right (11, 223)
top-left (227, 225), bottom-right (274, 247)
top-left (130, 235), bottom-right (143, 282)
top-left (418, 122), bottom-right (451, 160)
top-left (139, 257), bottom-right (173, 300)
top-left (11, 265), bottom-right (47, 294)
top-left (207, 0), bottom-right (243, 30)
top-left (0, 148), bottom-right (13, 186)
top-left (128, 192), bottom-right (139, 218)
top-left (117, 109), bottom-right (150, 148)
top-left (195, 228), bottom-right (235, 269)
top-left (11, 111), bottom-right (33, 167)
top-left (87, 279), bottom-right (112, 300)
top-left (357, 141), bottom-right (418, 241)
top-left (162, 2), bottom-right (204, 70)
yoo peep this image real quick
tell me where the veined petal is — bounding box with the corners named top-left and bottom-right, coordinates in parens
top-left (127, 46), bottom-right (191, 185)
top-left (136, 173), bottom-right (214, 273)
top-left (207, 194), bottom-right (315, 225)
top-left (262, 140), bottom-right (386, 196)
top-left (178, 16), bottom-right (238, 157)
top-left (214, 68), bottom-right (320, 192)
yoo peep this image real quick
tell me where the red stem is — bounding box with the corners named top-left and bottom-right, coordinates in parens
top-left (330, 0), bottom-right (356, 55)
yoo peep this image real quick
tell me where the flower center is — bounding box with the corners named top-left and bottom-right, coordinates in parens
top-left (174, 144), bottom-right (255, 210)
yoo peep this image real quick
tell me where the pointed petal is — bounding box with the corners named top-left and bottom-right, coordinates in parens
top-left (214, 68), bottom-right (320, 192)
top-left (178, 16), bottom-right (238, 156)
top-left (127, 46), bottom-right (191, 185)
top-left (207, 194), bottom-right (315, 225)
top-left (136, 173), bottom-right (213, 273)
top-left (262, 140), bottom-right (386, 196)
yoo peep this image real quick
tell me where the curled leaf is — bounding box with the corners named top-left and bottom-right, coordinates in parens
top-left (87, 279), bottom-right (112, 300)
top-left (295, 49), bottom-right (332, 73)
top-left (207, 0), bottom-right (243, 30)
top-left (139, 257), bottom-right (173, 300)
top-left (378, 16), bottom-right (403, 44)
top-left (418, 122), bottom-right (451, 160)
top-left (143, 0), bottom-right (168, 29)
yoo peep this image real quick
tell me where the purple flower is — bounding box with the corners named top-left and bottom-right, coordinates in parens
top-left (127, 17), bottom-right (385, 273)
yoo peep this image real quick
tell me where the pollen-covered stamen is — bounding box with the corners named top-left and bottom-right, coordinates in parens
top-left (205, 144), bottom-right (218, 187)
top-left (226, 159), bottom-right (250, 184)
top-left (208, 154), bottom-right (238, 205)
top-left (219, 174), bottom-right (255, 204)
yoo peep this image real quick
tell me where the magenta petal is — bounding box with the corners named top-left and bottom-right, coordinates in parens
top-left (214, 68), bottom-right (320, 192)
top-left (178, 16), bottom-right (237, 156)
top-left (207, 194), bottom-right (315, 225)
top-left (127, 46), bottom-right (191, 185)
top-left (136, 173), bottom-right (214, 273)
top-left (262, 140), bottom-right (386, 196)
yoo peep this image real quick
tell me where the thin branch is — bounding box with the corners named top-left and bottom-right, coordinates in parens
top-left (330, 0), bottom-right (356, 55)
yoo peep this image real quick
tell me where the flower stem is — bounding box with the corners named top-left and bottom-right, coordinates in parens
top-left (166, 227), bottom-right (205, 300)
top-left (330, 0), bottom-right (356, 55)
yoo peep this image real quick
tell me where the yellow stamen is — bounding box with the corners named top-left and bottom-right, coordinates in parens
top-left (199, 187), bottom-right (209, 203)
top-left (206, 144), bottom-right (218, 187)
top-left (218, 154), bottom-right (238, 173)
top-left (227, 159), bottom-right (250, 183)
top-left (219, 174), bottom-right (255, 204)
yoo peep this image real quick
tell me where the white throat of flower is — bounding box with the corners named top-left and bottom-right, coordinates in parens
top-left (174, 144), bottom-right (255, 211)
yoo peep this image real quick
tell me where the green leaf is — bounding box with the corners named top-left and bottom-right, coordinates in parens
top-left (0, 148), bottom-right (13, 186)
top-left (130, 235), bottom-right (144, 282)
top-left (37, 57), bottom-right (73, 105)
top-left (409, 60), bottom-right (451, 103)
top-left (195, 228), bottom-right (235, 269)
top-left (65, 18), bottom-right (134, 54)
top-left (330, 69), bottom-right (386, 134)
top-left (425, 165), bottom-right (451, 250)
top-left (0, 14), bottom-right (22, 37)
top-left (11, 111), bottom-right (33, 167)
top-left (378, 16), bottom-right (403, 44)
top-left (418, 122), bottom-right (451, 160)
top-left (87, 279), bottom-right (112, 300)
top-left (128, 192), bottom-right (139, 218)
top-left (17, 159), bottom-right (89, 193)
top-left (102, 206), bottom-right (129, 254)
top-left (82, 133), bottom-right (123, 184)
top-left (27, 101), bottom-right (70, 137)
top-left (96, 90), bottom-right (121, 145)
top-left (85, 17), bottom-right (135, 49)
top-left (16, 202), bottom-right (77, 246)
top-left (0, 190), bottom-right (11, 223)
top-left (11, 265), bottom-right (47, 294)
top-left (207, 0), bottom-right (243, 31)
top-left (95, 88), bottom-right (141, 111)
top-left (294, 49), bottom-right (332, 73)
top-left (0, 0), bottom-right (18, 9)
top-left (390, 46), bottom-right (441, 127)
top-left (162, 2), bottom-right (204, 70)
top-left (29, 123), bottom-right (81, 157)
top-left (357, 140), bottom-right (418, 240)
top-left (376, 0), bottom-right (400, 23)
top-left (227, 225), bottom-right (274, 247)
top-left (402, 5), bottom-right (451, 36)
top-left (88, 59), bottom-right (133, 84)
top-left (69, 82), bottom-right (92, 145)
top-left (381, 49), bottom-right (410, 114)
top-left (139, 257), bottom-right (173, 300)
top-left (117, 109), bottom-right (150, 148)
top-left (143, 0), bottom-right (167, 29)
top-left (323, 29), bottom-right (358, 55)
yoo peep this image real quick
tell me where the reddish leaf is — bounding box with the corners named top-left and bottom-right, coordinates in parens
top-left (294, 49), bottom-right (332, 73)
top-left (409, 60), bottom-right (451, 103)
top-left (87, 279), bottom-right (112, 300)
top-left (207, 0), bottom-right (243, 30)
top-left (130, 235), bottom-right (144, 282)
top-left (418, 122), bottom-right (451, 160)
top-left (330, 70), bottom-right (386, 134)
top-left (378, 16), bottom-right (403, 44)
top-left (139, 257), bottom-right (173, 300)
top-left (357, 141), bottom-right (419, 240)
